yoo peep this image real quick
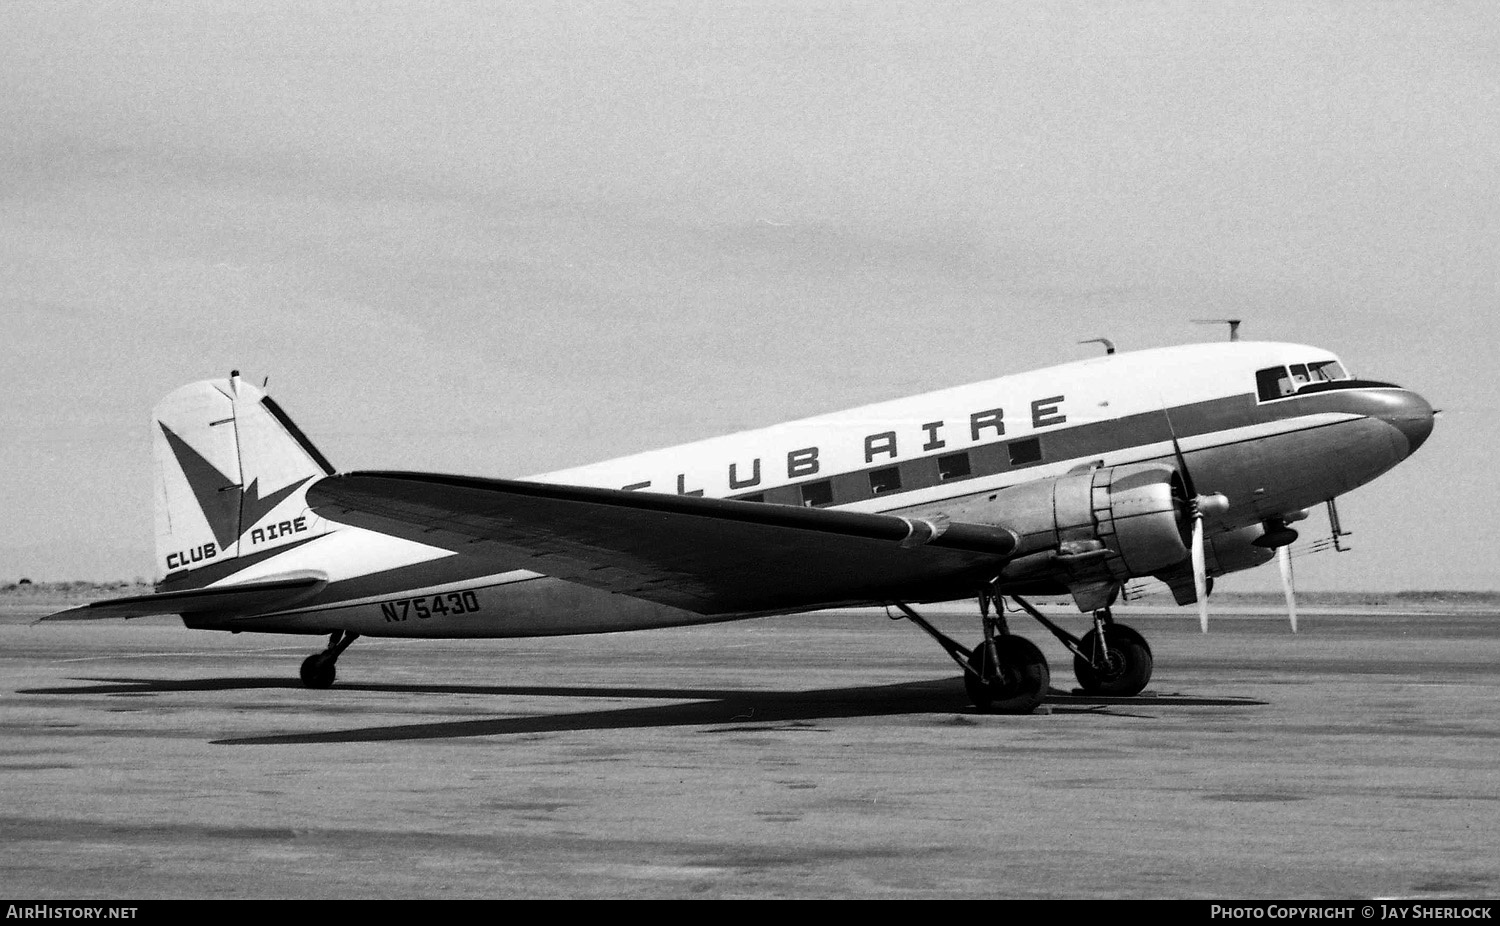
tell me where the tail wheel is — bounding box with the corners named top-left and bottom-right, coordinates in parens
top-left (964, 636), bottom-right (1050, 714)
top-left (1073, 623), bottom-right (1153, 696)
top-left (300, 653), bottom-right (337, 689)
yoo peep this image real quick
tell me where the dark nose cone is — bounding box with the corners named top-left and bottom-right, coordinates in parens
top-left (1384, 389), bottom-right (1435, 455)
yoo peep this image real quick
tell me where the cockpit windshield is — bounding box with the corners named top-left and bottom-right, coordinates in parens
top-left (1307, 360), bottom-right (1347, 383)
top-left (1256, 359), bottom-right (1349, 401)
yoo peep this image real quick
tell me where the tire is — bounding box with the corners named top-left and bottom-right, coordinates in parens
top-left (1073, 623), bottom-right (1152, 696)
top-left (964, 636), bottom-right (1050, 714)
top-left (300, 653), bottom-right (337, 689)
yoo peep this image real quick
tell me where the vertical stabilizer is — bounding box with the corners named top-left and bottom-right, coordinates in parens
top-left (153, 374), bottom-right (335, 583)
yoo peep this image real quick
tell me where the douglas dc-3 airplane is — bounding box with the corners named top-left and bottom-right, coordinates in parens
top-left (47, 340), bottom-right (1434, 713)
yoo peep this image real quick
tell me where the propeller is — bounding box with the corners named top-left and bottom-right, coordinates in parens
top-left (1167, 406), bottom-right (1300, 634)
top-left (1255, 514), bottom-right (1301, 632)
top-left (1185, 491), bottom-right (1229, 632)
top-left (1165, 412), bottom-right (1227, 632)
top-left (1278, 545), bottom-right (1298, 634)
top-left (1191, 516), bottom-right (1208, 633)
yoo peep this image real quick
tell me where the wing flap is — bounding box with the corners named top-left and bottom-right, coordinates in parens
top-left (308, 472), bottom-right (1017, 614)
top-left (41, 575), bottom-right (326, 621)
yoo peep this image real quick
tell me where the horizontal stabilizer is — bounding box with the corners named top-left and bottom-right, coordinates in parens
top-left (309, 471), bottom-right (1019, 614)
top-left (40, 575), bottom-right (326, 622)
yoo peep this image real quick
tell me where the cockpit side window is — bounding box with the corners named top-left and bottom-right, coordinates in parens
top-left (1256, 366), bottom-right (1294, 400)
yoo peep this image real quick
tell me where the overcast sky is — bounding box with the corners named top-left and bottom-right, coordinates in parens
top-left (3, 2), bottom-right (1495, 592)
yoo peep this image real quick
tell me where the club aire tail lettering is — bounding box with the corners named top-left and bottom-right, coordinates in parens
top-left (624, 396), bottom-right (1068, 494)
top-left (164, 542), bottom-right (217, 570)
top-left (165, 517), bottom-right (311, 570)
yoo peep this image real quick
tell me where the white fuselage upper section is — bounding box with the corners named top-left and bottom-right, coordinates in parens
top-left (536, 341), bottom-right (1344, 508)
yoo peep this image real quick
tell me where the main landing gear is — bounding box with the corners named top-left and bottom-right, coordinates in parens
top-left (893, 596), bottom-right (1049, 714)
top-left (299, 630), bottom-right (360, 689)
top-left (1009, 598), bottom-right (1154, 698)
top-left (893, 593), bottom-right (1153, 713)
top-left (1073, 619), bottom-right (1153, 697)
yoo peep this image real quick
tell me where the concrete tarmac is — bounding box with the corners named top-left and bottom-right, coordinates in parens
top-left (2, 601), bottom-right (1496, 899)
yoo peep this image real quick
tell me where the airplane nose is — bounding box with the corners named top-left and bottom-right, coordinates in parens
top-left (1382, 389), bottom-right (1435, 455)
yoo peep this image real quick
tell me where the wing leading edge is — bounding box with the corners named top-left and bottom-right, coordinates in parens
top-left (308, 472), bottom-right (1019, 615)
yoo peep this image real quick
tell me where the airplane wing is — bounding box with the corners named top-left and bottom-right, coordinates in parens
top-left (40, 575), bottom-right (326, 621)
top-left (308, 472), bottom-right (1019, 615)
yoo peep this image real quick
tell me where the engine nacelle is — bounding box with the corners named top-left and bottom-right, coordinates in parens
top-left (1206, 524), bottom-right (1279, 575)
top-left (1153, 523), bottom-right (1278, 606)
top-left (961, 462), bottom-right (1190, 587)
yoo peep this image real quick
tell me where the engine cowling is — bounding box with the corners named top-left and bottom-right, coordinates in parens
top-left (1050, 462), bottom-right (1192, 582)
top-left (951, 462), bottom-right (1191, 589)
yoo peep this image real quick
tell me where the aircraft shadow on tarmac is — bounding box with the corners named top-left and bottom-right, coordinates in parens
top-left (20, 675), bottom-right (1266, 745)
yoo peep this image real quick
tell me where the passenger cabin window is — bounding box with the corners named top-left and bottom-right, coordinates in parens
top-left (938, 452), bottom-right (972, 481)
top-left (869, 467), bottom-right (901, 495)
top-left (1008, 438), bottom-right (1042, 466)
top-left (800, 480), bottom-right (834, 508)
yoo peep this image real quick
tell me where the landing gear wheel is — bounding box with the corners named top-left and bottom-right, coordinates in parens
top-left (300, 653), bottom-right (337, 689)
top-left (964, 636), bottom-right (1050, 714)
top-left (1073, 623), bottom-right (1153, 696)
top-left (298, 631), bottom-right (358, 690)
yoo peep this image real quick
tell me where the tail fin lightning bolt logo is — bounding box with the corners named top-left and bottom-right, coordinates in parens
top-left (158, 423), bottom-right (312, 552)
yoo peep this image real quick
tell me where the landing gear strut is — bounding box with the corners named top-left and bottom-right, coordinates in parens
top-left (963, 636), bottom-right (1050, 713)
top-left (1010, 599), bottom-right (1153, 696)
top-left (892, 594), bottom-right (1050, 714)
top-left (1073, 619), bottom-right (1153, 696)
top-left (893, 593), bottom-right (1156, 712)
top-left (300, 630), bottom-right (360, 689)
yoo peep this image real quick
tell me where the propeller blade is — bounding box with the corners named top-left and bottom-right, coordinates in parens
top-left (1162, 403), bottom-right (1198, 500)
top-left (1191, 515), bottom-right (1208, 633)
top-left (1165, 407), bottom-right (1224, 635)
top-left (1278, 545), bottom-right (1298, 634)
top-left (1171, 435), bottom-right (1197, 500)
